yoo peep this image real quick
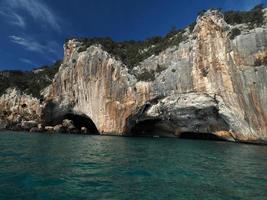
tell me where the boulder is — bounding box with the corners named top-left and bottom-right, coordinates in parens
top-left (62, 119), bottom-right (76, 132)
top-left (53, 124), bottom-right (65, 133)
top-left (37, 124), bottom-right (44, 131)
top-left (44, 126), bottom-right (55, 133)
top-left (62, 119), bottom-right (74, 128)
top-left (21, 120), bottom-right (38, 130)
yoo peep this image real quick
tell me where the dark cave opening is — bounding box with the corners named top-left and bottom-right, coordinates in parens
top-left (63, 113), bottom-right (99, 134)
top-left (179, 132), bottom-right (226, 141)
top-left (128, 119), bottom-right (226, 141)
top-left (128, 119), bottom-right (177, 138)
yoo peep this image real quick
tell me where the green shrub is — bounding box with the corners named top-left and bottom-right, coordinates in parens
top-left (136, 70), bottom-right (156, 81)
top-left (189, 21), bottom-right (196, 33)
top-left (224, 4), bottom-right (265, 28)
top-left (0, 60), bottom-right (62, 97)
top-left (66, 27), bottom-right (186, 69)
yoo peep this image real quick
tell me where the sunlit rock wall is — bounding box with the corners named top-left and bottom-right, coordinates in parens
top-left (43, 10), bottom-right (267, 143)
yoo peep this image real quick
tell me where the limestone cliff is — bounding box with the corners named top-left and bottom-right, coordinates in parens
top-left (0, 88), bottom-right (42, 130)
top-left (42, 9), bottom-right (267, 143)
top-left (0, 62), bottom-right (61, 130)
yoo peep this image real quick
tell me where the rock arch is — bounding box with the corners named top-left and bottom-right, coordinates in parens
top-left (125, 94), bottom-right (233, 141)
top-left (63, 113), bottom-right (99, 134)
top-left (42, 101), bottom-right (99, 134)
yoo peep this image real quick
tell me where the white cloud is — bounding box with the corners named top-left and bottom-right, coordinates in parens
top-left (20, 58), bottom-right (37, 66)
top-left (9, 35), bottom-right (45, 53)
top-left (1, 0), bottom-right (61, 31)
top-left (0, 10), bottom-right (26, 28)
top-left (12, 13), bottom-right (26, 27)
top-left (9, 35), bottom-right (61, 57)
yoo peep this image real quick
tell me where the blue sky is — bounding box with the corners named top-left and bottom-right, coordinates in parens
top-left (0, 0), bottom-right (266, 70)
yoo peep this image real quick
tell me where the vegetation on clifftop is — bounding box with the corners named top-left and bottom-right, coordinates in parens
top-left (197, 4), bottom-right (265, 28)
top-left (66, 4), bottom-right (266, 68)
top-left (0, 60), bottom-right (62, 97)
top-left (1, 4), bottom-right (265, 97)
top-left (224, 4), bottom-right (265, 28)
top-left (67, 27), bottom-right (186, 68)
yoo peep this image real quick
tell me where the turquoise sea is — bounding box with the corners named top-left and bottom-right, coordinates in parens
top-left (0, 131), bottom-right (266, 200)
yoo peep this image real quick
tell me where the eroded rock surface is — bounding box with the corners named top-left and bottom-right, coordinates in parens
top-left (39, 10), bottom-right (267, 143)
top-left (0, 88), bottom-right (42, 130)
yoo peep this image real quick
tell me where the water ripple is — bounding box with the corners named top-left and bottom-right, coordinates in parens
top-left (0, 132), bottom-right (266, 200)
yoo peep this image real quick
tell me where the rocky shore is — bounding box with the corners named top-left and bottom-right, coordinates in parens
top-left (2, 119), bottom-right (90, 134)
top-left (0, 88), bottom-right (92, 134)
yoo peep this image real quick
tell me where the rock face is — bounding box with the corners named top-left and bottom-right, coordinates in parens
top-left (41, 10), bottom-right (267, 143)
top-left (0, 88), bottom-right (42, 130)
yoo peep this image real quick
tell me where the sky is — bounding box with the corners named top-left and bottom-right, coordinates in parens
top-left (0, 0), bottom-right (266, 70)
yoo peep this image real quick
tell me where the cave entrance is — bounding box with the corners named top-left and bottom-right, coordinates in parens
top-left (179, 132), bottom-right (226, 141)
top-left (128, 119), bottom-right (177, 138)
top-left (128, 119), bottom-right (226, 141)
top-left (63, 113), bottom-right (99, 134)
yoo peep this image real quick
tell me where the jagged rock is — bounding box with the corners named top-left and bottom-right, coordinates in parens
top-left (28, 123), bottom-right (44, 133)
top-left (0, 88), bottom-right (41, 129)
top-left (61, 119), bottom-right (80, 133)
top-left (42, 9), bottom-right (267, 143)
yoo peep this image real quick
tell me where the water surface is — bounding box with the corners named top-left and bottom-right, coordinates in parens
top-left (0, 131), bottom-right (266, 199)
